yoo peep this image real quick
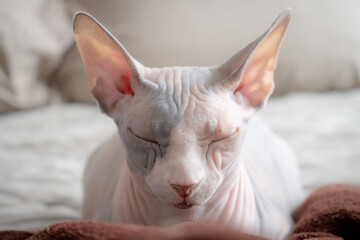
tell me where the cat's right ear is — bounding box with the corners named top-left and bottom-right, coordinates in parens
top-left (73, 12), bottom-right (146, 115)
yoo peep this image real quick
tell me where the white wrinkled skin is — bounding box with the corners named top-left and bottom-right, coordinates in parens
top-left (82, 66), bottom-right (302, 240)
top-left (75, 9), bottom-right (303, 240)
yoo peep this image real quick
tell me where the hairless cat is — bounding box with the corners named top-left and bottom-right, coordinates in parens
top-left (74, 8), bottom-right (303, 240)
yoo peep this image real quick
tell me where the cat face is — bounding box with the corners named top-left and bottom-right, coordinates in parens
top-left (118, 67), bottom-right (246, 208)
top-left (73, 9), bottom-right (291, 208)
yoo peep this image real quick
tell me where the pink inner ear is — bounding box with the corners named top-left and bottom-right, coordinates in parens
top-left (118, 74), bottom-right (134, 96)
top-left (233, 55), bottom-right (274, 107)
top-left (100, 51), bottom-right (134, 96)
top-left (77, 35), bottom-right (136, 98)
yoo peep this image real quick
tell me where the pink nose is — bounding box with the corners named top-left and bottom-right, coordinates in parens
top-left (171, 184), bottom-right (195, 198)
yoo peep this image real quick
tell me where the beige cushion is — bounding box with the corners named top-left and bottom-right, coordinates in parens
top-left (0, 0), bottom-right (76, 113)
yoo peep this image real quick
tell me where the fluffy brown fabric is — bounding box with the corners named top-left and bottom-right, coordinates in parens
top-left (0, 231), bottom-right (33, 240)
top-left (290, 184), bottom-right (360, 240)
top-left (1, 184), bottom-right (359, 240)
top-left (0, 221), bottom-right (267, 240)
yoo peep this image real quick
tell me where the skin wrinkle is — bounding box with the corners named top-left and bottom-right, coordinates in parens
top-left (100, 164), bottom-right (120, 212)
top-left (206, 161), bottom-right (254, 227)
top-left (212, 150), bottom-right (222, 174)
top-left (165, 69), bottom-right (178, 115)
top-left (190, 81), bottom-right (207, 103)
top-left (118, 167), bottom-right (149, 224)
top-left (128, 175), bottom-right (143, 223)
top-left (206, 130), bottom-right (239, 175)
top-left (126, 173), bottom-right (137, 223)
top-left (173, 68), bottom-right (182, 112)
top-left (135, 179), bottom-right (152, 225)
top-left (149, 144), bottom-right (157, 169)
top-left (158, 70), bottom-right (167, 93)
top-left (222, 180), bottom-right (238, 225)
top-left (180, 71), bottom-right (191, 112)
top-left (115, 168), bottom-right (132, 222)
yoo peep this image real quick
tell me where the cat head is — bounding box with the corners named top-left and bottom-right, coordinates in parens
top-left (73, 9), bottom-right (291, 209)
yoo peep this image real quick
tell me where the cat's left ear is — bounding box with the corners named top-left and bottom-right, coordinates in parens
top-left (73, 12), bottom-right (151, 115)
top-left (218, 9), bottom-right (291, 117)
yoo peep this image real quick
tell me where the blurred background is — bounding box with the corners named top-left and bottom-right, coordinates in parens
top-left (0, 0), bottom-right (359, 231)
top-left (1, 0), bottom-right (360, 111)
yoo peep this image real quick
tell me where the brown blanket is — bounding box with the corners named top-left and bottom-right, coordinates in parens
top-left (290, 184), bottom-right (360, 240)
top-left (0, 222), bottom-right (266, 240)
top-left (1, 184), bottom-right (359, 240)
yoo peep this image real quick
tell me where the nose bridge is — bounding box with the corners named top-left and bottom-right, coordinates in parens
top-left (165, 141), bottom-right (204, 186)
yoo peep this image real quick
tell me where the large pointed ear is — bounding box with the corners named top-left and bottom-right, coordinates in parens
top-left (218, 9), bottom-right (291, 116)
top-left (73, 12), bottom-right (145, 115)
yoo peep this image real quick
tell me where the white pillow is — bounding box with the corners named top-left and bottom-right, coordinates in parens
top-left (0, 0), bottom-right (76, 113)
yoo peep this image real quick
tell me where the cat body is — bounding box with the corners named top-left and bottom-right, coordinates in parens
top-left (83, 116), bottom-right (301, 239)
top-left (74, 9), bottom-right (303, 240)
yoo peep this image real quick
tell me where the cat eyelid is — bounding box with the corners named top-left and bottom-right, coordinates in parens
top-left (211, 128), bottom-right (239, 144)
top-left (128, 128), bottom-right (164, 158)
top-left (127, 128), bottom-right (159, 144)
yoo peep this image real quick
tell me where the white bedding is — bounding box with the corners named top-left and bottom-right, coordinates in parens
top-left (0, 89), bottom-right (359, 231)
top-left (0, 105), bottom-right (115, 231)
top-left (260, 89), bottom-right (360, 193)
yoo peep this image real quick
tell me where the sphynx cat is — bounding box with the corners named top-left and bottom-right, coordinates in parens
top-left (73, 9), bottom-right (303, 240)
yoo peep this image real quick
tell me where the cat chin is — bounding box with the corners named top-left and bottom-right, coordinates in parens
top-left (170, 194), bottom-right (212, 210)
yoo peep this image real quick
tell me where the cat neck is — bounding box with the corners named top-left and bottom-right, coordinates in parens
top-left (112, 158), bottom-right (259, 233)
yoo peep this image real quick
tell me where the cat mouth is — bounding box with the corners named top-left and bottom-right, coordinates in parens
top-left (174, 201), bottom-right (194, 210)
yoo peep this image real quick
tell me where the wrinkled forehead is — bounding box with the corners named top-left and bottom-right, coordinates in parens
top-left (142, 66), bottom-right (220, 95)
top-left (140, 66), bottom-right (220, 116)
top-left (126, 66), bottom-right (227, 139)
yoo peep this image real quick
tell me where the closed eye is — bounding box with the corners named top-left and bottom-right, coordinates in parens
top-left (127, 128), bottom-right (158, 144)
top-left (210, 128), bottom-right (239, 144)
top-left (127, 128), bottom-right (163, 156)
top-left (206, 128), bottom-right (239, 170)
